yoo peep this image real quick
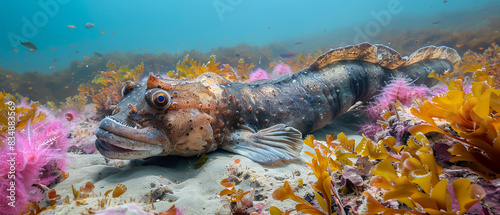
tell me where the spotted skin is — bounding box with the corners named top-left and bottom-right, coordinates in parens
top-left (95, 43), bottom-right (460, 162)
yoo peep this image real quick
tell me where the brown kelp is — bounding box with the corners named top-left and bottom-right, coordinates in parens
top-left (409, 62), bottom-right (500, 179)
top-left (78, 61), bottom-right (144, 118)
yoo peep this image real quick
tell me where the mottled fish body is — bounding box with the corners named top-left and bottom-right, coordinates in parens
top-left (95, 43), bottom-right (460, 163)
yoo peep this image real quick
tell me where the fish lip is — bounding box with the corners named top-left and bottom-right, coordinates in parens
top-left (95, 128), bottom-right (162, 151)
top-left (95, 117), bottom-right (170, 159)
top-left (97, 116), bottom-right (167, 146)
top-left (95, 138), bottom-right (163, 160)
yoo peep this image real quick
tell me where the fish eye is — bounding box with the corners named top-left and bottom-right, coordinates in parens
top-left (145, 89), bottom-right (171, 111)
top-left (121, 81), bottom-right (136, 97)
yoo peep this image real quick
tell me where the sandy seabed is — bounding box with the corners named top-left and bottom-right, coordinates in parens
top-left (43, 112), bottom-right (363, 215)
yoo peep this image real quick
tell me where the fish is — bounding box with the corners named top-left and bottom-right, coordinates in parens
top-left (85, 22), bottom-right (94, 28)
top-left (67, 25), bottom-right (77, 29)
top-left (84, 56), bottom-right (89, 60)
top-left (100, 30), bottom-right (105, 33)
top-left (432, 21), bottom-right (441, 25)
top-left (94, 52), bottom-right (103, 57)
top-left (19, 40), bottom-right (37, 51)
top-left (12, 47), bottom-right (18, 51)
top-left (279, 52), bottom-right (297, 59)
top-left (234, 53), bottom-right (241, 58)
top-left (49, 65), bottom-right (56, 69)
top-left (95, 43), bottom-right (460, 163)
top-left (75, 51), bottom-right (80, 54)
top-left (294, 41), bottom-right (303, 46)
top-left (52, 58), bottom-right (58, 62)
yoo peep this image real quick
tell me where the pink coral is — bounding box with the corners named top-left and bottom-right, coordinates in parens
top-left (366, 78), bottom-right (429, 120)
top-left (249, 68), bottom-right (269, 81)
top-left (271, 62), bottom-right (292, 77)
top-left (0, 107), bottom-right (71, 215)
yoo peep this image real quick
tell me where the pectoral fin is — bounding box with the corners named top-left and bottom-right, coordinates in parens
top-left (222, 124), bottom-right (303, 163)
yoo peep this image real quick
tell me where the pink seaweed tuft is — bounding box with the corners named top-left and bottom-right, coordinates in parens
top-left (271, 62), bottom-right (292, 77)
top-left (0, 106), bottom-right (71, 215)
top-left (366, 78), bottom-right (429, 120)
top-left (249, 68), bottom-right (269, 81)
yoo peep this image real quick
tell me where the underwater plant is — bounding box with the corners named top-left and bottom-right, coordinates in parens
top-left (249, 68), bottom-right (269, 81)
top-left (365, 78), bottom-right (428, 121)
top-left (0, 92), bottom-right (46, 142)
top-left (219, 178), bottom-right (255, 215)
top-left (272, 133), bottom-right (397, 215)
top-left (282, 50), bottom-right (323, 73)
top-left (459, 43), bottom-right (500, 89)
top-left (0, 106), bottom-right (71, 215)
top-left (78, 61), bottom-right (144, 118)
top-left (168, 54), bottom-right (240, 81)
top-left (409, 68), bottom-right (500, 179)
top-left (270, 62), bottom-right (292, 78)
top-left (272, 130), bottom-right (487, 214)
top-left (364, 132), bottom-right (485, 215)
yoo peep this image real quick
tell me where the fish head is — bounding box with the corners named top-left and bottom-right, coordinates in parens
top-left (95, 73), bottom-right (223, 160)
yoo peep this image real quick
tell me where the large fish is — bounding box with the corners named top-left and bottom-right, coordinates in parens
top-left (95, 43), bottom-right (460, 163)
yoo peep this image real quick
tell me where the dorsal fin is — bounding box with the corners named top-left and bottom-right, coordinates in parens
top-left (308, 42), bottom-right (460, 70)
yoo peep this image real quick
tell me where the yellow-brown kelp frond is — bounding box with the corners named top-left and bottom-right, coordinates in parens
top-left (0, 91), bottom-right (46, 147)
top-left (364, 133), bottom-right (486, 215)
top-left (409, 67), bottom-right (500, 179)
top-left (78, 61), bottom-right (144, 117)
top-left (169, 54), bottom-right (240, 81)
top-left (271, 133), bottom-right (400, 215)
top-left (459, 43), bottom-right (500, 88)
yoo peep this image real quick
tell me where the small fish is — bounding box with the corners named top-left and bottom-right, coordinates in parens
top-left (415, 40), bottom-right (419, 44)
top-left (100, 30), bottom-right (105, 33)
top-left (12, 47), bottom-right (18, 51)
top-left (94, 52), bottom-right (103, 57)
top-left (50, 47), bottom-right (55, 50)
top-left (85, 22), bottom-right (94, 29)
top-left (432, 21), bottom-right (441, 25)
top-left (5, 75), bottom-right (12, 79)
top-left (52, 58), bottom-right (58, 62)
top-left (111, 32), bottom-right (116, 34)
top-left (84, 56), bottom-right (89, 60)
top-left (75, 51), bottom-right (79, 54)
top-left (234, 53), bottom-right (241, 58)
top-left (294, 42), bottom-right (303, 46)
top-left (238, 58), bottom-right (245, 64)
top-left (49, 65), bottom-right (56, 69)
top-left (19, 40), bottom-right (37, 51)
top-left (67, 25), bottom-right (77, 29)
top-left (443, 0), bottom-right (448, 3)
top-left (279, 52), bottom-right (297, 59)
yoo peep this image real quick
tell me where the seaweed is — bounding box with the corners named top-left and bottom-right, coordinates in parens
top-left (409, 67), bottom-right (500, 179)
top-left (364, 133), bottom-right (486, 215)
top-left (219, 178), bottom-right (254, 215)
top-left (78, 61), bottom-right (144, 118)
top-left (168, 54), bottom-right (240, 81)
top-left (0, 92), bottom-right (46, 142)
top-left (194, 153), bottom-right (208, 169)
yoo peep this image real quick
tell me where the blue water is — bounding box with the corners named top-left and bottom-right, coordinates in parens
top-left (0, 0), bottom-right (498, 73)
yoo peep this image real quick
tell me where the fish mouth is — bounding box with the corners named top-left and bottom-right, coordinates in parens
top-left (95, 117), bottom-right (169, 160)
